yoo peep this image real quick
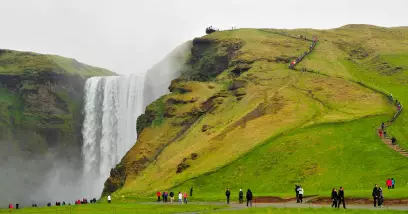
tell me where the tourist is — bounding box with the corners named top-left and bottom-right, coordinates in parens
top-left (378, 187), bottom-right (384, 207)
top-left (384, 130), bottom-right (387, 138)
top-left (386, 178), bottom-right (392, 189)
top-left (239, 189), bottom-right (244, 204)
top-left (170, 191), bottom-right (175, 203)
top-left (108, 194), bottom-right (111, 204)
top-left (157, 191), bottom-right (161, 202)
top-left (378, 129), bottom-right (383, 138)
top-left (183, 192), bottom-right (188, 204)
top-left (178, 192), bottom-right (183, 203)
top-left (295, 185), bottom-right (300, 203)
top-left (331, 188), bottom-right (338, 208)
top-left (246, 189), bottom-right (253, 207)
top-left (391, 137), bottom-right (397, 145)
top-left (338, 187), bottom-right (346, 209)
top-left (9, 204), bottom-right (13, 209)
top-left (162, 192), bottom-right (165, 203)
top-left (225, 188), bottom-right (231, 204)
top-left (392, 178), bottom-right (395, 189)
top-left (298, 186), bottom-right (304, 203)
top-left (381, 122), bottom-right (385, 130)
top-left (372, 184), bottom-right (379, 207)
top-left (190, 187), bottom-right (193, 197)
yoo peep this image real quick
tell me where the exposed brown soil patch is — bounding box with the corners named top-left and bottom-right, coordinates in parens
top-left (309, 197), bottom-right (408, 205)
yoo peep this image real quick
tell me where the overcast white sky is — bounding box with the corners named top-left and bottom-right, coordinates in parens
top-left (1, 0), bottom-right (407, 75)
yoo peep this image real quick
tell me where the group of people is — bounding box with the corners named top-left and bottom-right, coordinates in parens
top-left (289, 37), bottom-right (318, 69)
top-left (225, 188), bottom-right (253, 207)
top-left (331, 187), bottom-right (346, 208)
top-left (156, 187), bottom-right (192, 204)
top-left (294, 185), bottom-right (304, 203)
top-left (372, 184), bottom-right (385, 207)
top-left (225, 188), bottom-right (253, 206)
top-left (386, 178), bottom-right (396, 189)
top-left (378, 122), bottom-right (397, 146)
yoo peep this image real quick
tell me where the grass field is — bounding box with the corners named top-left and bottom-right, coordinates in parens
top-left (208, 207), bottom-right (408, 214)
top-left (0, 203), bottom-right (225, 214)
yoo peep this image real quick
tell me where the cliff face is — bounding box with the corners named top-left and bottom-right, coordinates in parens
top-left (0, 49), bottom-right (116, 205)
top-left (0, 49), bottom-right (115, 157)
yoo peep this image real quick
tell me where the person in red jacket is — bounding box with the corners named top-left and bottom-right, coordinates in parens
top-left (386, 178), bottom-right (392, 189)
top-left (9, 204), bottom-right (13, 209)
top-left (157, 191), bottom-right (161, 202)
top-left (183, 192), bottom-right (188, 204)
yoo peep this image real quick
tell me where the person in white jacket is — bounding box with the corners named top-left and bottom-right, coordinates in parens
top-left (178, 192), bottom-right (183, 204)
top-left (107, 195), bottom-right (111, 203)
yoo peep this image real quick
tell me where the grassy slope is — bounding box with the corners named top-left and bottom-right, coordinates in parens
top-left (0, 49), bottom-right (116, 77)
top-left (113, 26), bottom-right (407, 201)
top-left (173, 26), bottom-right (408, 198)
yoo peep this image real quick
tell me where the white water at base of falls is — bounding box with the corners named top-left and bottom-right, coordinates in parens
top-left (81, 74), bottom-right (145, 198)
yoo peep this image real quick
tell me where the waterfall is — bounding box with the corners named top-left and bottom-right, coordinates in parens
top-left (81, 74), bottom-right (145, 198)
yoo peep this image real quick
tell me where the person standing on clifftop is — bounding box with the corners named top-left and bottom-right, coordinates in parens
top-left (225, 188), bottom-right (231, 204)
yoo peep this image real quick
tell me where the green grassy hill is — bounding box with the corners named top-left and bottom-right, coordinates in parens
top-left (105, 25), bottom-right (408, 201)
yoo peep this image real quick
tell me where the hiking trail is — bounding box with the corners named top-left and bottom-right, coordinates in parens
top-left (282, 31), bottom-right (406, 158)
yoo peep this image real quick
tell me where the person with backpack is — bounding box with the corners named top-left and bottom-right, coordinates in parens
top-left (225, 188), bottom-right (231, 204)
top-left (392, 178), bottom-right (395, 189)
top-left (331, 188), bottom-right (338, 208)
top-left (156, 191), bottom-right (161, 202)
top-left (246, 189), bottom-right (253, 207)
top-left (239, 189), bottom-right (244, 204)
top-left (169, 191), bottom-right (175, 203)
top-left (338, 187), bottom-right (346, 209)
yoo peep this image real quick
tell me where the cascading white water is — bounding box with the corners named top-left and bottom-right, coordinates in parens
top-left (81, 74), bottom-right (145, 198)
